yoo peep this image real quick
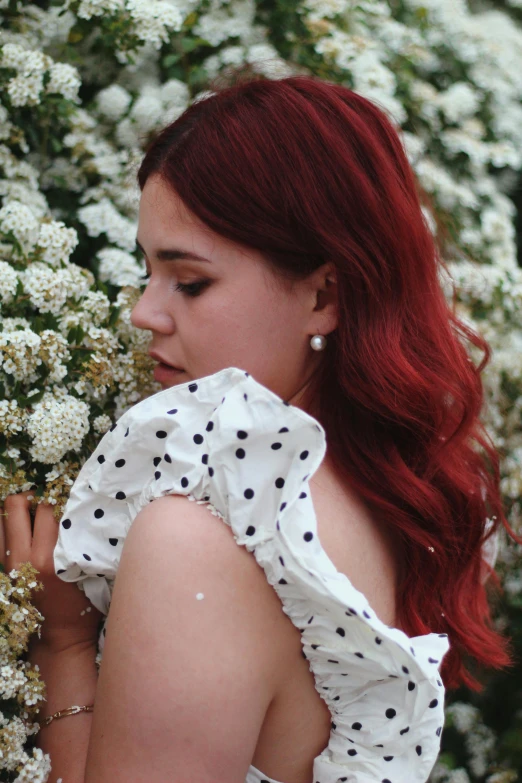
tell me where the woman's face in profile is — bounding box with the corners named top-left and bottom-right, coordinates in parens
top-left (131, 174), bottom-right (325, 402)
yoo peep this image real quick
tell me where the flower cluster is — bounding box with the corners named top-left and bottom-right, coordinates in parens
top-left (0, 201), bottom-right (158, 513)
top-left (0, 562), bottom-right (51, 782)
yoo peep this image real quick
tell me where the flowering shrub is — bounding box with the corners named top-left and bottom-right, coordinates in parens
top-left (1, 0), bottom-right (522, 780)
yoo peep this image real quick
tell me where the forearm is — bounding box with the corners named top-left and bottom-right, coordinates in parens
top-left (27, 640), bottom-right (98, 783)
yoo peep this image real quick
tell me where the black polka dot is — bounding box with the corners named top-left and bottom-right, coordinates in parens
top-left (416, 745), bottom-right (422, 756)
top-left (237, 430), bottom-right (248, 439)
top-left (271, 442), bottom-right (282, 450)
top-left (57, 569), bottom-right (66, 574)
top-left (428, 657), bottom-right (439, 664)
top-left (193, 434), bottom-right (203, 445)
top-left (278, 578), bottom-right (287, 585)
top-left (408, 681), bottom-right (416, 691)
top-left (436, 727), bottom-right (442, 737)
top-left (276, 520), bottom-right (280, 531)
top-left (299, 492), bottom-right (307, 499)
top-left (336, 627), bottom-right (345, 637)
top-left (236, 448), bottom-right (245, 459)
top-left (280, 502), bottom-right (287, 511)
top-left (156, 430), bottom-right (167, 439)
top-left (402, 666), bottom-right (409, 674)
top-left (109, 423), bottom-right (116, 432)
top-left (155, 471), bottom-right (161, 480)
top-left (202, 454), bottom-right (208, 464)
top-left (115, 491), bottom-right (126, 500)
top-left (347, 608), bottom-right (358, 616)
top-left (363, 610), bottom-right (371, 619)
top-left (246, 526), bottom-right (255, 536)
top-left (429, 699), bottom-right (438, 708)
top-left (244, 488), bottom-right (254, 499)
top-left (275, 477), bottom-right (285, 488)
top-left (125, 427), bottom-right (129, 437)
top-left (94, 509), bottom-right (104, 519)
top-left (400, 726), bottom-right (410, 735)
top-left (382, 780), bottom-right (392, 783)
top-left (62, 518), bottom-right (71, 529)
top-left (347, 749), bottom-right (357, 756)
top-left (375, 637), bottom-right (382, 644)
top-left (304, 531), bottom-right (313, 542)
top-left (97, 455), bottom-right (105, 464)
top-left (189, 383), bottom-right (198, 392)
top-left (109, 538), bottom-right (118, 546)
top-left (383, 756), bottom-right (394, 762)
top-left (208, 467), bottom-right (214, 477)
top-left (115, 459), bottom-right (126, 468)
top-left (164, 453), bottom-right (172, 463)
top-left (355, 652), bottom-right (364, 658)
top-left (153, 456), bottom-right (162, 466)
top-left (438, 633), bottom-right (448, 638)
top-left (300, 450), bottom-right (309, 460)
top-left (279, 556), bottom-right (285, 566)
top-left (311, 644), bottom-right (319, 650)
top-left (167, 409), bottom-right (178, 414)
top-left (205, 422), bottom-right (214, 432)
top-left (385, 708), bottom-right (396, 719)
top-left (279, 427), bottom-right (289, 433)
top-left (181, 477), bottom-right (189, 488)
top-left (83, 553), bottom-right (91, 561)
top-left (351, 722), bottom-right (362, 730)
top-left (410, 646), bottom-right (415, 656)
top-left (244, 393), bottom-right (248, 401)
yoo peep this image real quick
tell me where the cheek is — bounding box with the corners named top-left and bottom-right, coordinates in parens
top-left (191, 281), bottom-right (298, 356)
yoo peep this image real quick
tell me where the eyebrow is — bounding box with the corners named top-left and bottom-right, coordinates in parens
top-left (135, 238), bottom-right (211, 264)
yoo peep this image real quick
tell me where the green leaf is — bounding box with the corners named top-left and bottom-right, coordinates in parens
top-left (162, 53), bottom-right (182, 68)
top-left (108, 306), bottom-right (120, 327)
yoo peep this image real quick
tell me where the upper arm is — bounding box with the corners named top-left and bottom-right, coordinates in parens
top-left (84, 495), bottom-right (287, 783)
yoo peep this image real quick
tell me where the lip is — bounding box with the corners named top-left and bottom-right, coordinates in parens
top-left (148, 350), bottom-right (184, 371)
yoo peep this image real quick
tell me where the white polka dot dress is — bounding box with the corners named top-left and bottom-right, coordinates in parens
top-left (54, 366), bottom-right (450, 783)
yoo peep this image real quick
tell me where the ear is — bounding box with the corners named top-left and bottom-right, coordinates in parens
top-left (308, 262), bottom-right (338, 336)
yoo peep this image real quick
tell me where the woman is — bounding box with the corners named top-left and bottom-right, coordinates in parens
top-left (1, 73), bottom-right (516, 783)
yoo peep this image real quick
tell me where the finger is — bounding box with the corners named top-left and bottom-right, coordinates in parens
top-left (32, 502), bottom-right (60, 575)
top-left (3, 493), bottom-right (34, 570)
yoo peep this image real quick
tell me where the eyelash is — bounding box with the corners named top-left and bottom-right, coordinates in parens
top-left (140, 274), bottom-right (208, 298)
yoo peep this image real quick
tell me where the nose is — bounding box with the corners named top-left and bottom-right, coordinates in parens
top-left (130, 284), bottom-right (175, 335)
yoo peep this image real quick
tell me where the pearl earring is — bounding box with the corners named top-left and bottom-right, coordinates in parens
top-left (310, 334), bottom-right (327, 351)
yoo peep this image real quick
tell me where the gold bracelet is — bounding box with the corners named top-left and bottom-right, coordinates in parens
top-left (42, 704), bottom-right (94, 727)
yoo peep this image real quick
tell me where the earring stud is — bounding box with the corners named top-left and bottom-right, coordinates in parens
top-left (310, 334), bottom-right (327, 351)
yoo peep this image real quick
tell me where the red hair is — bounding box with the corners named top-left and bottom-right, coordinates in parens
top-left (137, 71), bottom-right (521, 691)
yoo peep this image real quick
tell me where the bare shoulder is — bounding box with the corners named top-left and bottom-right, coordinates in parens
top-left (85, 494), bottom-right (292, 782)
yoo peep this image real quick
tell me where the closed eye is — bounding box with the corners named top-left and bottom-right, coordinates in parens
top-left (175, 280), bottom-right (209, 297)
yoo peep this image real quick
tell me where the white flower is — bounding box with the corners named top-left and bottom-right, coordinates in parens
top-left (37, 221), bottom-right (79, 266)
top-left (46, 63), bottom-right (81, 102)
top-left (126, 0), bottom-right (184, 48)
top-left (97, 247), bottom-right (145, 287)
top-left (0, 201), bottom-right (39, 253)
top-left (77, 199), bottom-right (137, 251)
top-left (96, 84), bottom-right (132, 120)
top-left (0, 329), bottom-right (41, 381)
top-left (93, 414), bottom-right (113, 434)
top-left (27, 393), bottom-right (90, 464)
top-left (435, 82), bottom-right (481, 124)
top-left (0, 261), bottom-right (18, 305)
top-left (76, 0), bottom-right (125, 19)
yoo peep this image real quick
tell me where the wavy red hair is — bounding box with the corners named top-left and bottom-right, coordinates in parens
top-left (137, 71), bottom-right (521, 691)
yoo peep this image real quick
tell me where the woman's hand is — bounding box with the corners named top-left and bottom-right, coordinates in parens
top-left (0, 492), bottom-right (103, 652)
